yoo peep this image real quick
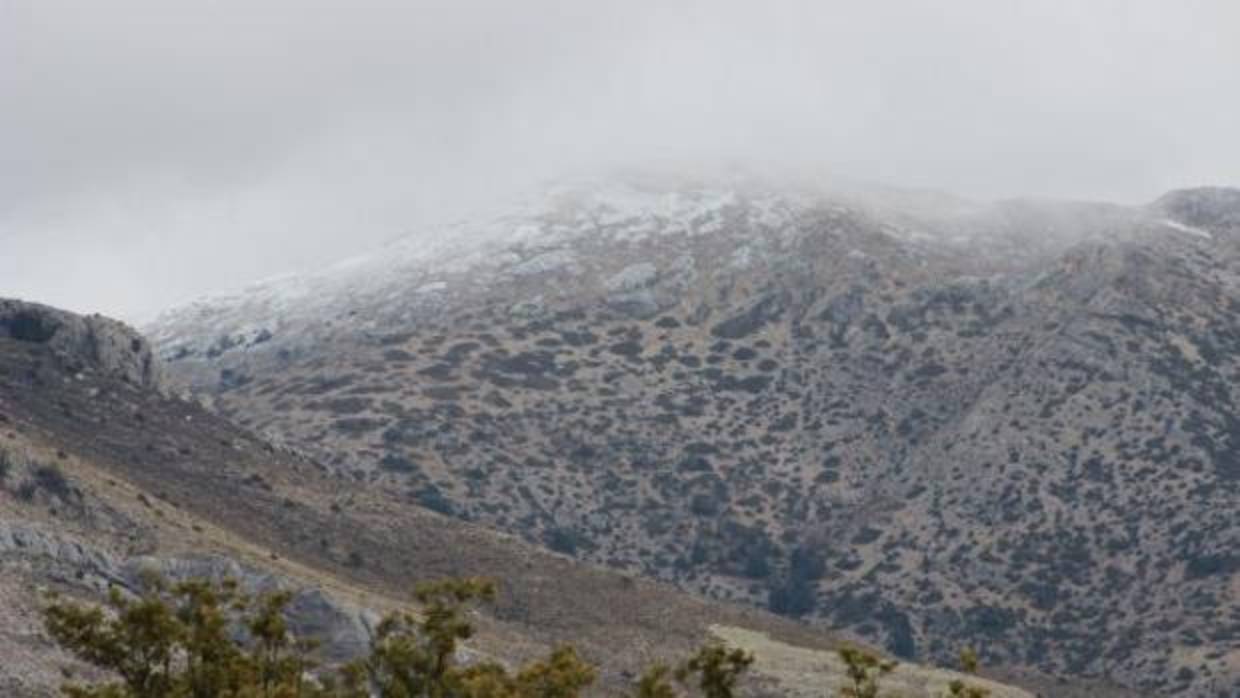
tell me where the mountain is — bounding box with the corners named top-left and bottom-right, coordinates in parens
top-left (146, 175), bottom-right (1240, 696)
top-left (0, 298), bottom-right (1032, 697)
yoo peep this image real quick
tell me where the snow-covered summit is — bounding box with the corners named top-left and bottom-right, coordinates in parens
top-left (146, 175), bottom-right (1229, 367)
top-left (145, 176), bottom-right (830, 347)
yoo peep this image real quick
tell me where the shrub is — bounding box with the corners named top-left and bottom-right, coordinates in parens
top-left (43, 574), bottom-right (758, 698)
top-left (33, 464), bottom-right (73, 500)
top-left (838, 646), bottom-right (896, 698)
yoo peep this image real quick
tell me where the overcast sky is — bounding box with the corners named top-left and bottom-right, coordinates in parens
top-left (2, 0), bottom-right (1238, 320)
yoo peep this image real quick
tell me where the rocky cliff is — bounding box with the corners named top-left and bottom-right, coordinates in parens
top-left (0, 299), bottom-right (163, 391)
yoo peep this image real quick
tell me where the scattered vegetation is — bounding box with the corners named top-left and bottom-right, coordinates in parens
top-left (0, 446), bottom-right (78, 504)
top-left (44, 572), bottom-right (319, 698)
top-left (33, 463), bottom-right (74, 500)
top-left (43, 574), bottom-right (1006, 698)
top-left (43, 575), bottom-right (766, 698)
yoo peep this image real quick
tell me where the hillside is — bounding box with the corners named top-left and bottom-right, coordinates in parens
top-left (0, 298), bottom-right (1034, 696)
top-left (145, 176), bottom-right (1240, 697)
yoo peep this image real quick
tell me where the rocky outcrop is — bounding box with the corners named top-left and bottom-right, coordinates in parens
top-left (0, 520), bottom-right (375, 662)
top-left (0, 520), bottom-right (123, 587)
top-left (122, 555), bottom-right (378, 661)
top-left (0, 299), bottom-right (163, 391)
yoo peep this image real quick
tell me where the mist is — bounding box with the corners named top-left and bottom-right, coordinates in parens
top-left (3, 0), bottom-right (1238, 319)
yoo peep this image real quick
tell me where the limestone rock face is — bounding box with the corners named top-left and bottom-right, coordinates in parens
top-left (0, 521), bottom-right (376, 664)
top-left (0, 299), bottom-right (163, 391)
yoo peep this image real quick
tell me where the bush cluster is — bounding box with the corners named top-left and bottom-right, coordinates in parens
top-left (42, 575), bottom-right (768, 698)
top-left (43, 573), bottom-right (993, 698)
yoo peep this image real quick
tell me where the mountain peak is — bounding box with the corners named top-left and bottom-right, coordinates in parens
top-left (144, 179), bottom-right (1240, 695)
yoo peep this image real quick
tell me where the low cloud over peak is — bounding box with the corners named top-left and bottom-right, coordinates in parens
top-left (3, 0), bottom-right (1238, 318)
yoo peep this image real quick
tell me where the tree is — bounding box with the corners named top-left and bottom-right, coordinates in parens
top-left (40, 574), bottom-right (769, 698)
top-left (837, 646), bottom-right (896, 698)
top-left (42, 572), bottom-right (319, 698)
top-left (631, 665), bottom-right (678, 698)
top-left (48, 574), bottom-right (594, 698)
top-left (337, 576), bottom-right (602, 698)
top-left (44, 580), bottom-right (181, 698)
top-left (941, 647), bottom-right (990, 698)
top-left (341, 577), bottom-right (501, 698)
top-left (630, 643), bottom-right (753, 698)
top-left (512, 647), bottom-right (595, 698)
top-left (675, 644), bottom-right (753, 698)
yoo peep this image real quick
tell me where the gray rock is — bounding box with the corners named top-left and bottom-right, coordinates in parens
top-left (607, 290), bottom-right (661, 318)
top-left (285, 588), bottom-right (379, 661)
top-left (0, 520), bottom-right (126, 590)
top-left (0, 521), bottom-right (118, 574)
top-left (0, 524), bottom-right (376, 663)
top-left (122, 554), bottom-right (377, 660)
top-left (0, 299), bottom-right (164, 391)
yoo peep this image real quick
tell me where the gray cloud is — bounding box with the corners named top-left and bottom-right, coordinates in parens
top-left (3, 0), bottom-right (1238, 318)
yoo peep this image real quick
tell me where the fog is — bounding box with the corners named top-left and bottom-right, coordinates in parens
top-left (3, 0), bottom-right (1238, 319)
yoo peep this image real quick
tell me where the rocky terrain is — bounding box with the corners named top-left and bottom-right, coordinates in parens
top-left (145, 176), bottom-right (1240, 696)
top-left (0, 298), bottom-right (1031, 696)
top-left (1, 299), bottom-right (163, 390)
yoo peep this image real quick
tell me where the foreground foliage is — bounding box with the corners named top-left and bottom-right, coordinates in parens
top-left (43, 573), bottom-right (320, 698)
top-left (43, 574), bottom-right (992, 697)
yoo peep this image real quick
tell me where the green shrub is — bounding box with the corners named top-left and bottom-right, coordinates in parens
top-left (43, 574), bottom-right (761, 698)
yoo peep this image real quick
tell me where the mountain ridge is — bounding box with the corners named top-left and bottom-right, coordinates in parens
top-left (146, 177), bottom-right (1240, 696)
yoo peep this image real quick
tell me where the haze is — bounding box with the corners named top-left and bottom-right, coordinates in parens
top-left (3, 0), bottom-right (1238, 319)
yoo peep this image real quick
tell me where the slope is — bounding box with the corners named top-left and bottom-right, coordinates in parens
top-left (147, 177), bottom-right (1240, 696)
top-left (0, 298), bottom-right (1036, 696)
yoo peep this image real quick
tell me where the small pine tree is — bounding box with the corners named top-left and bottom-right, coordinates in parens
top-left (42, 572), bottom-right (319, 698)
top-left (958, 648), bottom-right (979, 675)
top-left (631, 664), bottom-right (678, 698)
top-left (629, 644), bottom-right (753, 698)
top-left (341, 577), bottom-right (497, 697)
top-left (340, 577), bottom-right (600, 698)
top-left (838, 646), bottom-right (897, 698)
top-left (675, 644), bottom-right (754, 698)
top-left (513, 646), bottom-right (596, 698)
top-left (941, 647), bottom-right (990, 698)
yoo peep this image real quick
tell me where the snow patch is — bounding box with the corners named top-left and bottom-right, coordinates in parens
top-left (605, 263), bottom-right (659, 293)
top-left (1161, 219), bottom-right (1213, 239)
top-left (415, 281), bottom-right (448, 295)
